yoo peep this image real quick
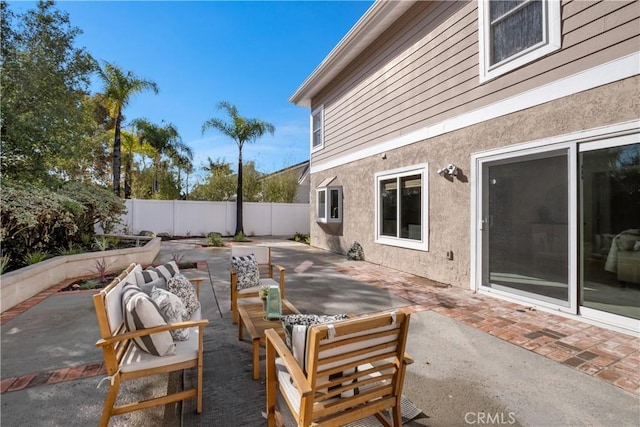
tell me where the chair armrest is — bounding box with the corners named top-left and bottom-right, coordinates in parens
top-left (96, 319), bottom-right (209, 347)
top-left (265, 328), bottom-right (312, 397)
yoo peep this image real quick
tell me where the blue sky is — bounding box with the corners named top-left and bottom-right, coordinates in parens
top-left (12, 0), bottom-right (373, 177)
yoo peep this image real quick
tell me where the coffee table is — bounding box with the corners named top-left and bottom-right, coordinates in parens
top-left (237, 299), bottom-right (299, 380)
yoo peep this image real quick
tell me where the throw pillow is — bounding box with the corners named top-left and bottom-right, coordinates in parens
top-left (135, 261), bottom-right (181, 284)
top-left (139, 277), bottom-right (167, 296)
top-left (634, 241), bottom-right (640, 251)
top-left (150, 287), bottom-right (189, 341)
top-left (167, 274), bottom-right (201, 320)
top-left (121, 282), bottom-right (175, 356)
top-left (230, 254), bottom-right (260, 291)
top-left (280, 314), bottom-right (352, 397)
top-left (280, 314), bottom-right (349, 372)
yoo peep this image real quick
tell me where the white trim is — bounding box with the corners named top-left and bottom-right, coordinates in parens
top-left (310, 105), bottom-right (324, 153)
top-left (310, 52), bottom-right (640, 174)
top-left (580, 307), bottom-right (640, 336)
top-left (478, 0), bottom-right (562, 83)
top-left (374, 164), bottom-right (429, 252)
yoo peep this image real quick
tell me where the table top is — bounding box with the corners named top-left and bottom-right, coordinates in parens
top-left (237, 299), bottom-right (299, 341)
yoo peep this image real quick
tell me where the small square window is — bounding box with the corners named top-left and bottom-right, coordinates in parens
top-left (316, 183), bottom-right (341, 223)
top-left (478, 0), bottom-right (561, 82)
top-left (311, 106), bottom-right (324, 151)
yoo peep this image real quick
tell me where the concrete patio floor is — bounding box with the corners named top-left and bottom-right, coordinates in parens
top-left (1, 238), bottom-right (638, 426)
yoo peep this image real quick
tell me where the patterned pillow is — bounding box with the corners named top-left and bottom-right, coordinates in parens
top-left (150, 287), bottom-right (189, 341)
top-left (230, 254), bottom-right (260, 291)
top-left (121, 282), bottom-right (175, 356)
top-left (167, 274), bottom-right (201, 320)
top-left (136, 261), bottom-right (180, 284)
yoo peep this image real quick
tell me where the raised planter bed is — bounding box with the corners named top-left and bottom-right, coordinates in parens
top-left (0, 237), bottom-right (161, 313)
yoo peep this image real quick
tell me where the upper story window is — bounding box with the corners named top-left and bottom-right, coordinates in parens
top-left (311, 106), bottom-right (324, 152)
top-left (478, 0), bottom-right (561, 82)
top-left (375, 164), bottom-right (429, 251)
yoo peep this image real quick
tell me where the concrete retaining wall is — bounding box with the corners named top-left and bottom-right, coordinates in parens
top-left (0, 237), bottom-right (161, 313)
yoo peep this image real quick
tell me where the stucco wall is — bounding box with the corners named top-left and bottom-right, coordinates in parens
top-left (309, 77), bottom-right (640, 288)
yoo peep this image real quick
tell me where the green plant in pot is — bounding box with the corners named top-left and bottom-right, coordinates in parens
top-left (259, 285), bottom-right (270, 311)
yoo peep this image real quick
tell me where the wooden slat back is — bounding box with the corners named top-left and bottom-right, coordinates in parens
top-left (305, 310), bottom-right (411, 422)
top-left (231, 245), bottom-right (273, 278)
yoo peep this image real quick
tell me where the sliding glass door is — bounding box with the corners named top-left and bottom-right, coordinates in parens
top-left (481, 150), bottom-right (570, 305)
top-left (475, 131), bottom-right (639, 331)
top-left (580, 143), bottom-right (640, 321)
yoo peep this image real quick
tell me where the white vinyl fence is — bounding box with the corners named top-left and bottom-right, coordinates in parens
top-left (116, 200), bottom-right (310, 237)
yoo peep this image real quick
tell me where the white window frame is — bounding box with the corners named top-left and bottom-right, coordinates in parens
top-left (316, 185), bottom-right (342, 223)
top-left (374, 164), bottom-right (429, 251)
top-left (478, 0), bottom-right (561, 83)
top-left (310, 105), bottom-right (324, 152)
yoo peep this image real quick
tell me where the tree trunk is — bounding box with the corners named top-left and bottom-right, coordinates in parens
top-left (124, 153), bottom-right (131, 199)
top-left (112, 112), bottom-right (122, 197)
top-left (235, 148), bottom-right (244, 236)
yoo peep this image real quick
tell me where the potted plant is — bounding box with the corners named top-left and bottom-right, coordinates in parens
top-left (259, 285), bottom-right (270, 311)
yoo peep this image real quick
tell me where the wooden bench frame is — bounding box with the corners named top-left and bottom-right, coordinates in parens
top-left (265, 309), bottom-right (413, 427)
top-left (92, 263), bottom-right (209, 427)
top-left (230, 246), bottom-right (286, 324)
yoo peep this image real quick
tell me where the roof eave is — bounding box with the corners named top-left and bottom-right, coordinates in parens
top-left (289, 0), bottom-right (417, 108)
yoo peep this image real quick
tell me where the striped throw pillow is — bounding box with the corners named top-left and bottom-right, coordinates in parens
top-left (122, 282), bottom-right (175, 356)
top-left (135, 261), bottom-right (180, 284)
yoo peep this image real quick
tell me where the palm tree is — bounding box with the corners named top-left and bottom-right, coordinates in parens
top-left (96, 61), bottom-right (158, 196)
top-left (201, 102), bottom-right (275, 236)
top-left (133, 119), bottom-right (193, 195)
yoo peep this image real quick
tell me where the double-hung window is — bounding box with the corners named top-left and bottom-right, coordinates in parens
top-left (375, 165), bottom-right (428, 251)
top-left (311, 106), bottom-right (324, 152)
top-left (478, 0), bottom-right (561, 82)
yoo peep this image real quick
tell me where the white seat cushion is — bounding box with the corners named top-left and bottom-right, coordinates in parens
top-left (120, 326), bottom-right (200, 373)
top-left (237, 278), bottom-right (279, 297)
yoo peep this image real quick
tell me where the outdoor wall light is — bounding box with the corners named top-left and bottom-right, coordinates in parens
top-left (437, 163), bottom-right (458, 178)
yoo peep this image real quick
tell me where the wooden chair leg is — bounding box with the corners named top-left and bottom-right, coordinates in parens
top-left (392, 405), bottom-right (402, 426)
top-left (266, 338), bottom-right (277, 427)
top-left (197, 366), bottom-right (203, 413)
top-left (99, 376), bottom-right (120, 427)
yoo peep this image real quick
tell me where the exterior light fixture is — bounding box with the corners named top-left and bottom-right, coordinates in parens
top-left (437, 163), bottom-right (458, 178)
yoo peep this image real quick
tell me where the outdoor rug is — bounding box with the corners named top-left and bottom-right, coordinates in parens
top-left (181, 314), bottom-right (427, 426)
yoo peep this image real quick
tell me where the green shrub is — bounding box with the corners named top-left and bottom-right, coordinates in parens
top-left (207, 232), bottom-right (224, 247)
top-left (233, 232), bottom-right (246, 242)
top-left (93, 236), bottom-right (110, 251)
top-left (0, 256), bottom-right (10, 275)
top-left (24, 251), bottom-right (49, 265)
top-left (293, 232), bottom-right (310, 244)
top-left (58, 246), bottom-right (84, 256)
top-left (0, 180), bottom-right (126, 272)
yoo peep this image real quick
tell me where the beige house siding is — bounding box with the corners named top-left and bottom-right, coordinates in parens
top-left (311, 0), bottom-right (639, 167)
top-left (310, 77), bottom-right (639, 287)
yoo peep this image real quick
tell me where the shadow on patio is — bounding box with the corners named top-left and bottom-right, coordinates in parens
top-left (1, 239), bottom-right (638, 426)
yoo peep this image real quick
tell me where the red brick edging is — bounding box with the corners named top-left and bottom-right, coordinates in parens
top-left (1, 362), bottom-right (106, 394)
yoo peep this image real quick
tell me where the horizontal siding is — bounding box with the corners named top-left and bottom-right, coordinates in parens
top-left (312, 0), bottom-right (640, 165)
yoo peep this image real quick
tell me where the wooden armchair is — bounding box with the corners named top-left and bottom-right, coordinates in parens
top-left (92, 263), bottom-right (209, 427)
top-left (265, 309), bottom-right (412, 427)
top-left (230, 245), bottom-right (286, 324)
